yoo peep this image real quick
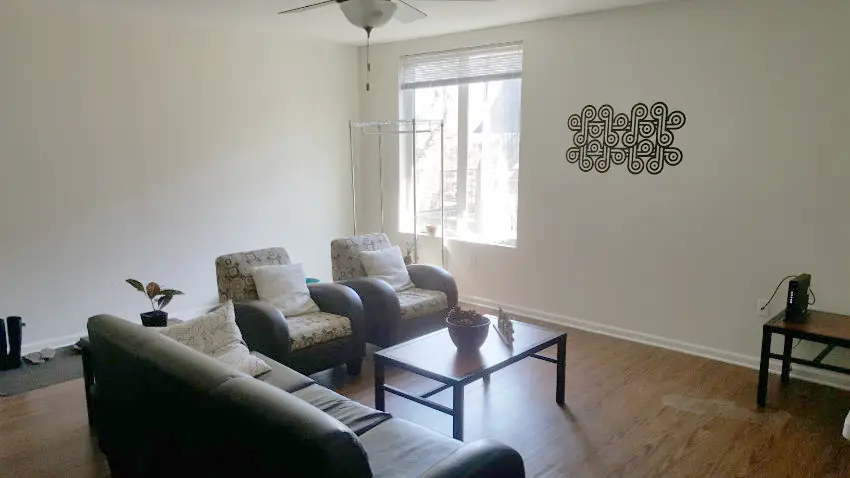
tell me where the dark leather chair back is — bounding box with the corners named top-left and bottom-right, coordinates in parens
top-left (87, 315), bottom-right (372, 478)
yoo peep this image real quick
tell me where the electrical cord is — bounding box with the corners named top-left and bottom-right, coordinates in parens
top-left (760, 274), bottom-right (817, 310)
top-left (760, 275), bottom-right (797, 310)
top-left (760, 276), bottom-right (817, 355)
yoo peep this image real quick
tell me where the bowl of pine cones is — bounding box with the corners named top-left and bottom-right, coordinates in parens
top-left (446, 307), bottom-right (490, 351)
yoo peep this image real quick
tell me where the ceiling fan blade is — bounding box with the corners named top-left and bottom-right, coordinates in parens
top-left (395, 0), bottom-right (428, 23)
top-left (278, 0), bottom-right (337, 15)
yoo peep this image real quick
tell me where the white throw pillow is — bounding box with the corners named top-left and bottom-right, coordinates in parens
top-left (251, 263), bottom-right (320, 317)
top-left (159, 300), bottom-right (272, 377)
top-left (359, 245), bottom-right (414, 292)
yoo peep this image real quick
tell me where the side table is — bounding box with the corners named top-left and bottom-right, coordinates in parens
top-left (757, 310), bottom-right (850, 407)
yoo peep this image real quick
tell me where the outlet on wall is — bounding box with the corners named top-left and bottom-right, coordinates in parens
top-left (757, 299), bottom-right (770, 318)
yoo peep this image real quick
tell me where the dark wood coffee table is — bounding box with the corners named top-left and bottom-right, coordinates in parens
top-left (374, 317), bottom-right (567, 440)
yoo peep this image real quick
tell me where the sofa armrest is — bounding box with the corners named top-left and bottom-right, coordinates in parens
top-left (233, 301), bottom-right (292, 363)
top-left (420, 439), bottom-right (525, 478)
top-left (337, 277), bottom-right (401, 347)
top-left (308, 283), bottom-right (366, 351)
top-left (336, 277), bottom-right (400, 317)
top-left (407, 264), bottom-right (459, 307)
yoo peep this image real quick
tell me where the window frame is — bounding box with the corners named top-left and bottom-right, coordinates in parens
top-left (398, 43), bottom-right (523, 248)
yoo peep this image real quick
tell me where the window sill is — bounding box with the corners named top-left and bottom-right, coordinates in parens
top-left (453, 237), bottom-right (517, 249)
top-left (401, 230), bottom-right (517, 249)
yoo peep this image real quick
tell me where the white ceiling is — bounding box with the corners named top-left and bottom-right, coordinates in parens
top-left (70, 0), bottom-right (675, 44)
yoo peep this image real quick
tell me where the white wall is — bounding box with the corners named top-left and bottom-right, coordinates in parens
top-left (358, 0), bottom-right (850, 382)
top-left (0, 0), bottom-right (359, 350)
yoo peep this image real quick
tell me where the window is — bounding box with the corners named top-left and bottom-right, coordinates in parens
top-left (399, 43), bottom-right (523, 247)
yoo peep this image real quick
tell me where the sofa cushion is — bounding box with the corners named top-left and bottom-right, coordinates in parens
top-left (397, 288), bottom-right (449, 321)
top-left (288, 311), bottom-right (353, 351)
top-left (359, 418), bottom-right (462, 478)
top-left (293, 384), bottom-right (391, 436)
top-left (252, 352), bottom-right (315, 393)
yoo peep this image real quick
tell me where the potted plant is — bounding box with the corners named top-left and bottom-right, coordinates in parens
top-left (400, 237), bottom-right (419, 265)
top-left (126, 279), bottom-right (184, 327)
top-left (445, 306), bottom-right (490, 352)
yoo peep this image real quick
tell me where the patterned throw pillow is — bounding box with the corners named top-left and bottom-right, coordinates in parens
top-left (159, 300), bottom-right (272, 377)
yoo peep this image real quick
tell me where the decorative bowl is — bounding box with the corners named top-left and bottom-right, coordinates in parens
top-left (446, 308), bottom-right (490, 351)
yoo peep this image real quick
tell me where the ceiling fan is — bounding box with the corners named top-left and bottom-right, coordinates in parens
top-left (278, 0), bottom-right (495, 30)
top-left (279, 0), bottom-right (494, 92)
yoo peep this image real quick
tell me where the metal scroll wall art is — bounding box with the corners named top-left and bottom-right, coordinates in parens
top-left (566, 102), bottom-right (686, 175)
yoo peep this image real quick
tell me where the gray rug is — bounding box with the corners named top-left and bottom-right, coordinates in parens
top-left (0, 346), bottom-right (83, 396)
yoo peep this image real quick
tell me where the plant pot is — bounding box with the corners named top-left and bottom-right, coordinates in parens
top-left (141, 310), bottom-right (168, 327)
top-left (446, 314), bottom-right (490, 352)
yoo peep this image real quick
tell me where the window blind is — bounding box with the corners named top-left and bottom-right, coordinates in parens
top-left (400, 42), bottom-right (523, 90)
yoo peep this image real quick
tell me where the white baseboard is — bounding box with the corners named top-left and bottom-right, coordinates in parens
top-left (19, 305), bottom-right (214, 356)
top-left (462, 295), bottom-right (850, 391)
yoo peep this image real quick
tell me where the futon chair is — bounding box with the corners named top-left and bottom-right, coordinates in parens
top-left (331, 233), bottom-right (458, 347)
top-left (216, 247), bottom-right (365, 375)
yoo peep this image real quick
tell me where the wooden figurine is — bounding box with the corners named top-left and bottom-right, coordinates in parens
top-left (495, 308), bottom-right (515, 345)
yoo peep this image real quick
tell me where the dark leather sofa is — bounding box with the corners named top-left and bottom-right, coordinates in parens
top-left (87, 315), bottom-right (524, 478)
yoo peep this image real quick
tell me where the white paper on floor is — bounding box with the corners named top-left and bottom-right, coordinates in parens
top-left (22, 347), bottom-right (56, 365)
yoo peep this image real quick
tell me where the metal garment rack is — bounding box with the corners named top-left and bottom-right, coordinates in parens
top-left (349, 120), bottom-right (446, 269)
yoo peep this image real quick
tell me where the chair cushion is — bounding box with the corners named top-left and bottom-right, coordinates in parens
top-left (397, 288), bottom-right (449, 321)
top-left (292, 384), bottom-right (392, 436)
top-left (331, 233), bottom-right (393, 281)
top-left (287, 311), bottom-right (353, 351)
top-left (215, 247), bottom-right (292, 302)
top-left (359, 418), bottom-right (462, 478)
top-left (360, 246), bottom-right (415, 292)
top-left (251, 263), bottom-right (320, 316)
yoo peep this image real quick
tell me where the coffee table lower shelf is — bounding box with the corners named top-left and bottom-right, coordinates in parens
top-left (374, 324), bottom-right (567, 441)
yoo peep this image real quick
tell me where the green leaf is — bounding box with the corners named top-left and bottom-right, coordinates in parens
top-left (159, 289), bottom-right (184, 296)
top-left (145, 282), bottom-right (161, 299)
top-left (157, 295), bottom-right (173, 311)
top-left (126, 279), bottom-right (145, 293)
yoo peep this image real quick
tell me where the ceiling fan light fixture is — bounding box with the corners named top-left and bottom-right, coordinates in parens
top-left (340, 0), bottom-right (398, 29)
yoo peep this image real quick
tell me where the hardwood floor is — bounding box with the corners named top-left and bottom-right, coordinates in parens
top-left (0, 379), bottom-right (108, 478)
top-left (3, 325), bottom-right (850, 477)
